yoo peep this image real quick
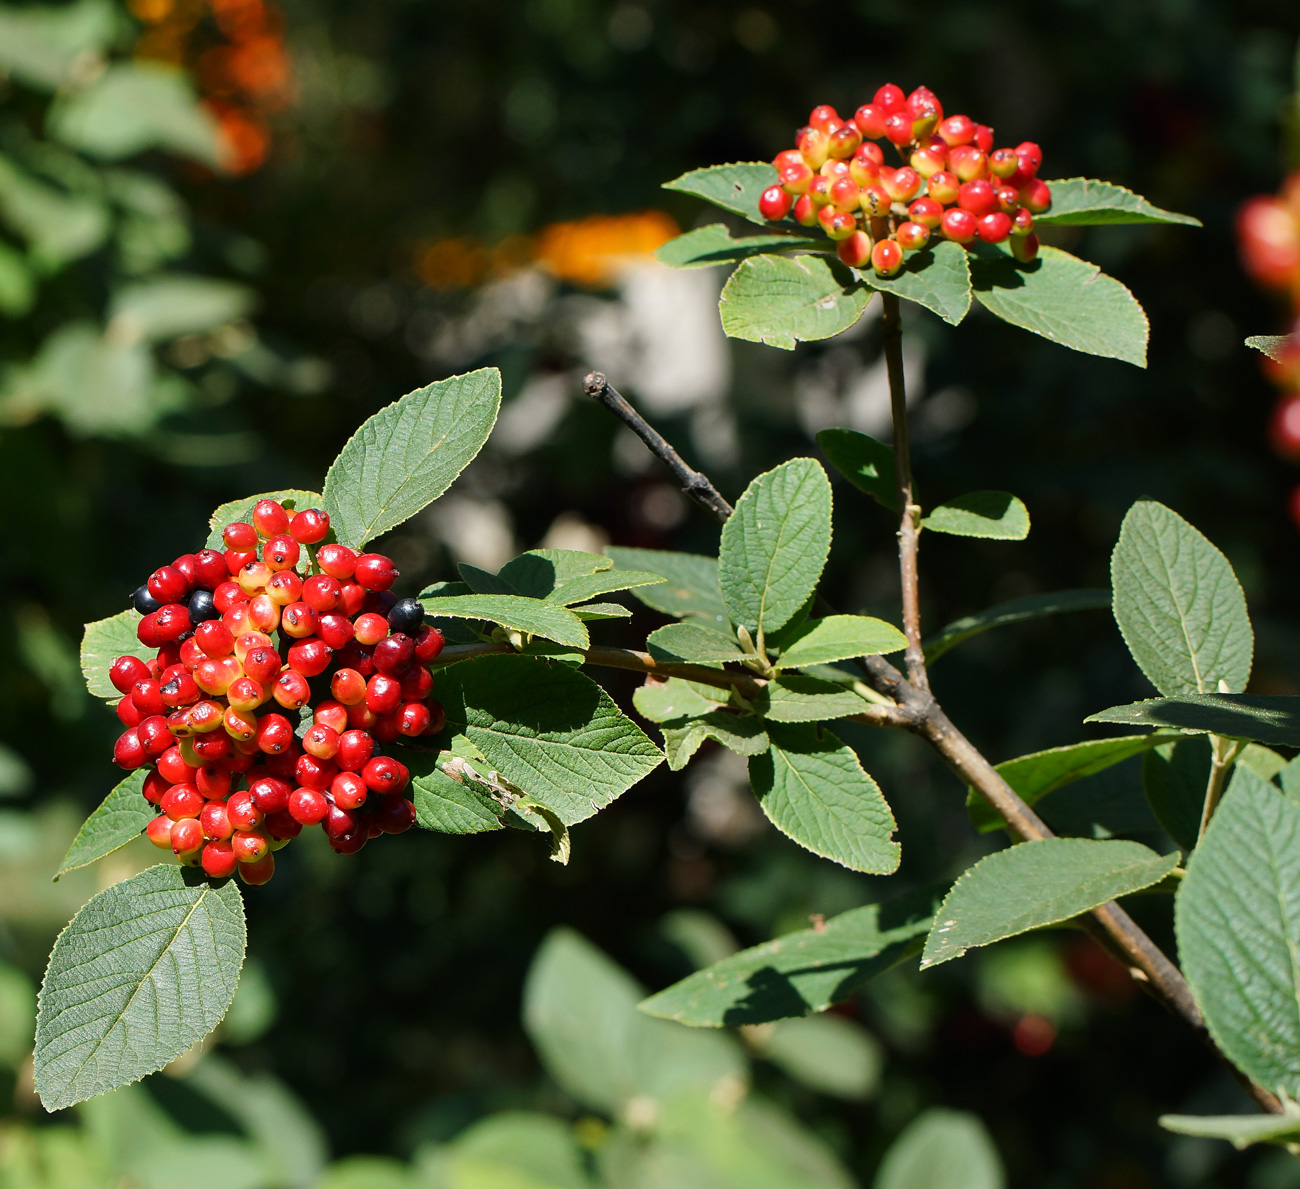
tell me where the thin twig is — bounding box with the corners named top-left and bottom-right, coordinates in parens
top-left (880, 293), bottom-right (928, 692)
top-left (1198, 734), bottom-right (1241, 843)
top-left (583, 371), bottom-right (735, 522)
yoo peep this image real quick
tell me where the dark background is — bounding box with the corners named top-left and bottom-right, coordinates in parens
top-left (4, 1), bottom-right (1300, 1184)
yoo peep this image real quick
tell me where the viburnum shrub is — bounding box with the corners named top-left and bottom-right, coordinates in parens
top-left (109, 498), bottom-right (447, 884)
top-left (30, 91), bottom-right (1300, 1160)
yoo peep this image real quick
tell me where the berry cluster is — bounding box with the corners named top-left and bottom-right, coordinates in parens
top-left (1237, 178), bottom-right (1300, 527)
top-left (109, 499), bottom-right (445, 885)
top-left (757, 84), bottom-right (1050, 277)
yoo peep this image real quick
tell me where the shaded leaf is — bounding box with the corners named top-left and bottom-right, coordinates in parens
top-left (633, 678), bottom-right (724, 723)
top-left (604, 546), bottom-right (727, 621)
top-left (661, 712), bottom-right (769, 771)
top-left (874, 1109), bottom-right (1005, 1189)
top-left (750, 724), bottom-right (899, 873)
top-left (321, 367), bottom-right (501, 548)
top-left (720, 254), bottom-right (872, 349)
top-left (444, 1112), bottom-right (592, 1189)
top-left (647, 621), bottom-right (744, 664)
top-left (1034, 178), bottom-right (1201, 226)
top-left (1176, 766), bottom-right (1300, 1095)
top-left (657, 223), bottom-right (821, 269)
top-left (570, 602), bottom-right (632, 621)
top-left (816, 427), bottom-right (897, 510)
top-left (1086, 694), bottom-right (1300, 747)
top-left (662, 161), bottom-right (778, 226)
top-left (418, 594), bottom-right (589, 650)
top-left (756, 1014), bottom-right (883, 1101)
top-left (407, 756), bottom-right (504, 835)
top-left (108, 275), bottom-right (255, 343)
top-left (1143, 736), bottom-right (1212, 852)
top-left (971, 245), bottom-right (1148, 367)
top-left (499, 548), bottom-right (612, 599)
top-left (457, 562), bottom-right (517, 595)
top-left (719, 458), bottom-right (832, 636)
top-left (967, 733), bottom-right (1177, 833)
top-left (753, 675), bottom-right (875, 723)
top-left (922, 491), bottom-right (1029, 540)
top-left (80, 610), bottom-right (150, 701)
top-left (640, 887), bottom-right (939, 1026)
top-left (57, 771), bottom-right (153, 877)
top-left (924, 589), bottom-right (1111, 664)
top-left (776, 615), bottom-right (907, 669)
top-left (860, 239), bottom-right (973, 325)
top-left (34, 865), bottom-right (245, 1111)
top-left (1111, 500), bottom-right (1252, 695)
top-left (920, 839), bottom-right (1177, 967)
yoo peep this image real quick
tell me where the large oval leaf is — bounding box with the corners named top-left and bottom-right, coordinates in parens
top-left (720, 254), bottom-right (871, 350)
top-left (57, 770), bottom-right (154, 877)
top-left (35, 864), bottom-right (245, 1111)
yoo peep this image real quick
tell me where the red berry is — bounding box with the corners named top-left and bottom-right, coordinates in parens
top-left (154, 603), bottom-right (192, 643)
top-left (852, 103), bottom-right (886, 139)
top-left (977, 212), bottom-right (1013, 243)
top-left (871, 238), bottom-right (904, 278)
top-left (896, 221), bottom-right (931, 252)
top-left (927, 171), bottom-right (959, 205)
top-left (117, 696), bottom-right (143, 727)
top-left (148, 565), bottom-right (190, 605)
top-left (1011, 208), bottom-right (1035, 236)
top-left (336, 729), bottom-right (375, 772)
top-left (295, 753), bottom-right (336, 791)
top-left (331, 771), bottom-right (368, 810)
top-left (287, 638), bottom-right (331, 677)
top-left (160, 671), bottom-right (200, 709)
top-left (252, 499), bottom-right (289, 538)
top-left (949, 146), bottom-right (987, 182)
top-left (110, 655), bottom-right (151, 695)
top-left (146, 815), bottom-right (175, 849)
top-left (330, 668), bottom-right (368, 706)
top-left (213, 581), bottom-right (247, 613)
top-left (240, 646), bottom-right (279, 684)
top-left (302, 724), bottom-right (340, 760)
top-left (250, 776), bottom-right (291, 814)
top-left (232, 829), bottom-right (271, 864)
top-left (265, 810), bottom-right (301, 841)
top-left (905, 86), bottom-right (942, 120)
top-left (162, 783), bottom-right (203, 821)
top-left (883, 167), bottom-right (922, 203)
top-left (266, 571), bottom-right (303, 606)
top-left (361, 756), bottom-right (409, 796)
top-left (989, 148), bottom-right (1018, 179)
top-left (372, 713), bottom-right (400, 743)
top-left (873, 83), bottom-right (905, 113)
top-left (1014, 141), bottom-right (1043, 175)
top-left (1009, 233), bottom-right (1040, 263)
top-left (808, 103), bottom-right (840, 130)
top-left (778, 162), bottom-right (814, 195)
top-left (196, 766), bottom-right (230, 806)
top-left (238, 852), bottom-right (275, 885)
top-left (373, 633), bottom-right (415, 675)
top-left (425, 699), bottom-right (446, 736)
top-left (323, 804), bottom-right (358, 840)
top-left (974, 124), bottom-right (994, 153)
top-left (195, 621), bottom-right (235, 658)
top-left (280, 602), bottom-right (318, 639)
top-left (398, 666), bottom-right (433, 700)
top-left (225, 549), bottom-right (257, 576)
top-left (827, 125), bottom-right (861, 160)
top-left (138, 715), bottom-right (175, 757)
top-left (201, 800), bottom-right (234, 841)
top-left (113, 728), bottom-right (146, 769)
top-left (906, 197), bottom-right (943, 230)
top-left (413, 627), bottom-right (445, 663)
top-left (316, 613), bottom-right (355, 650)
top-left (397, 701), bottom-right (431, 736)
top-left (940, 208), bottom-right (978, 244)
top-left (316, 544), bottom-right (358, 580)
top-left (909, 146), bottom-right (945, 178)
top-left (339, 582), bottom-right (366, 617)
top-left (289, 787), bottom-right (329, 825)
top-left (995, 186), bottom-right (1019, 215)
top-left (798, 127), bottom-right (829, 170)
top-left (1020, 178), bottom-right (1052, 214)
top-left (157, 745), bottom-right (198, 784)
top-left (223, 521), bottom-right (258, 551)
top-left (255, 713), bottom-right (295, 755)
top-left (302, 575), bottom-right (342, 612)
top-left (1269, 393), bottom-right (1300, 459)
top-left (269, 670), bottom-right (307, 711)
top-left (365, 673), bottom-right (402, 715)
top-left (759, 185), bottom-right (793, 220)
top-left (354, 554), bottom-right (398, 592)
top-left (192, 549), bottom-right (228, 590)
top-left (226, 677), bottom-right (265, 713)
top-left (202, 840), bottom-right (239, 878)
top-left (373, 796), bottom-right (416, 835)
top-left (957, 179), bottom-right (997, 217)
top-left (289, 508), bottom-right (330, 544)
top-left (938, 114), bottom-right (974, 146)
top-left (883, 111), bottom-right (913, 146)
top-left (837, 231), bottom-right (872, 269)
top-left (264, 534), bottom-right (301, 571)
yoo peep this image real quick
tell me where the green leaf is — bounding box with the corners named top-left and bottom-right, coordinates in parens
top-left (407, 757), bottom-right (504, 835)
top-left (920, 839), bottom-right (1178, 968)
top-left (1111, 500), bottom-right (1253, 696)
top-left (1159, 1109), bottom-right (1300, 1150)
top-left (33, 864), bottom-right (246, 1111)
top-left (418, 594), bottom-right (589, 650)
top-left (720, 458), bottom-right (832, 636)
top-left (523, 928), bottom-right (744, 1116)
top-left (548, 569), bottom-right (664, 606)
top-left (633, 678), bottom-right (723, 723)
top-left (860, 239), bottom-right (973, 325)
top-left (646, 621), bottom-right (744, 664)
top-left (966, 733), bottom-right (1177, 833)
top-left (660, 712), bottom-right (768, 771)
top-left (776, 614), bottom-right (907, 669)
top-left (604, 546), bottom-right (726, 621)
top-left (816, 427), bottom-right (897, 510)
top-left (922, 491), bottom-right (1029, 540)
top-left (0, 0), bottom-right (115, 90)
top-left (874, 1109), bottom-right (1005, 1189)
top-left (1143, 736), bottom-right (1211, 852)
top-left (321, 367), bottom-right (502, 549)
top-left (431, 655), bottom-right (662, 825)
top-left (80, 610), bottom-right (150, 701)
top-left (457, 562), bottom-right (517, 595)
top-left (662, 161), bottom-right (778, 226)
top-left (108, 275), bottom-right (255, 343)
top-left (923, 589), bottom-right (1111, 664)
top-left (205, 490), bottom-right (322, 550)
top-left (1087, 694), bottom-right (1300, 746)
top-left (656, 223), bottom-right (822, 269)
top-left (970, 245), bottom-right (1149, 367)
top-left (750, 724), bottom-right (899, 874)
top-left (49, 62), bottom-right (223, 166)
top-left (57, 771), bottom-right (153, 877)
top-left (640, 887), bottom-right (939, 1026)
top-left (1176, 765), bottom-right (1300, 1095)
top-left (719, 254), bottom-right (872, 350)
top-left (1033, 178), bottom-right (1201, 226)
top-left (570, 602), bottom-right (631, 621)
top-left (1246, 334), bottom-right (1290, 362)
top-left (444, 1112), bottom-right (591, 1189)
top-left (498, 548), bottom-right (612, 599)
top-left (753, 675), bottom-right (875, 723)
top-left (756, 1014), bottom-right (883, 1100)
top-left (1240, 743), bottom-right (1288, 782)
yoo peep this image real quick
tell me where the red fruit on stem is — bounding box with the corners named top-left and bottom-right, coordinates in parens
top-left (989, 148), bottom-right (1018, 179)
top-left (779, 163), bottom-right (814, 195)
top-left (289, 508), bottom-right (330, 544)
top-left (256, 713), bottom-right (295, 755)
top-left (808, 103), bottom-right (840, 130)
top-left (373, 796), bottom-right (416, 835)
top-left (907, 197), bottom-right (943, 229)
top-left (162, 783), bottom-right (203, 821)
top-left (1020, 178), bottom-right (1052, 213)
top-left (853, 104), bottom-right (887, 139)
top-left (238, 852), bottom-right (276, 886)
top-left (266, 571), bottom-right (303, 606)
top-left (373, 634), bottom-right (415, 675)
top-left (837, 230), bottom-right (872, 269)
top-left (974, 124), bottom-right (994, 153)
top-left (201, 800), bottom-right (234, 840)
top-left (399, 666), bottom-right (433, 700)
top-left (295, 753), bottom-right (336, 790)
top-left (871, 238), bottom-right (904, 277)
top-left (366, 673), bottom-right (403, 715)
top-left (883, 111), bottom-right (913, 146)
top-left (896, 221), bottom-right (931, 251)
top-left (977, 212), bottom-right (1013, 243)
top-left (317, 544), bottom-right (358, 580)
top-left (289, 787), bottom-right (330, 825)
top-left (331, 771), bottom-right (369, 810)
top-left (958, 179), bottom-right (997, 217)
top-left (1014, 141), bottom-right (1043, 174)
top-left (287, 638), bottom-right (332, 677)
top-left (397, 701), bottom-right (431, 736)
top-left (828, 125), bottom-right (862, 159)
top-left (873, 83), bottom-right (905, 113)
top-left (251, 499), bottom-right (289, 538)
top-left (413, 626), bottom-right (445, 663)
top-left (941, 208), bottom-right (978, 244)
top-left (110, 655), bottom-right (151, 694)
top-left (146, 815), bottom-right (175, 849)
top-left (148, 565), bottom-right (190, 605)
top-left (303, 723), bottom-right (340, 760)
top-left (314, 700), bottom-right (350, 734)
top-left (336, 729), bottom-right (375, 772)
top-left (362, 756), bottom-right (410, 795)
top-left (927, 171), bottom-right (959, 205)
top-left (264, 534), bottom-right (301, 571)
top-left (1010, 233), bottom-right (1040, 263)
top-left (223, 521), bottom-right (258, 551)
top-left (938, 114), bottom-right (974, 146)
top-left (157, 745), bottom-right (198, 784)
top-left (232, 829), bottom-right (271, 864)
top-left (883, 167), bottom-right (922, 202)
top-left (949, 146), bottom-right (987, 182)
top-left (171, 817), bottom-right (205, 856)
top-left (202, 840), bottom-right (239, 878)
top-left (114, 728), bottom-right (146, 769)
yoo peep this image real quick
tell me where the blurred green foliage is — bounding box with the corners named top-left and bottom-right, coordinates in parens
top-left (4, 0), bottom-right (1300, 1184)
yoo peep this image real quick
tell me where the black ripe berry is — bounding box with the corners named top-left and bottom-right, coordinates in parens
top-left (132, 584), bottom-right (162, 615)
top-left (387, 598), bottom-right (423, 635)
top-left (188, 589), bottom-right (220, 623)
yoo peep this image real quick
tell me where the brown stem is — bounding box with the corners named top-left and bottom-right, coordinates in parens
top-left (880, 293), bottom-right (927, 692)
top-left (579, 362), bottom-right (1282, 1114)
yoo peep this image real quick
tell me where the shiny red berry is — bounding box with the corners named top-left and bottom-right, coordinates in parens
top-left (373, 795), bottom-right (416, 835)
top-left (331, 771), bottom-right (368, 810)
top-left (202, 840), bottom-right (239, 878)
top-left (941, 208), bottom-right (978, 244)
top-left (252, 499), bottom-right (289, 538)
top-left (223, 521), bottom-right (258, 551)
top-left (977, 212), bottom-right (1013, 243)
top-left (289, 508), bottom-right (330, 544)
top-left (361, 756), bottom-right (409, 795)
top-left (759, 185), bottom-right (793, 221)
top-left (302, 575), bottom-right (342, 612)
top-left (336, 729), bottom-right (375, 772)
top-left (114, 728), bottom-right (146, 769)
top-left (289, 787), bottom-right (329, 825)
top-left (238, 852), bottom-right (275, 885)
top-left (871, 238), bottom-right (903, 277)
top-left (317, 544), bottom-right (358, 579)
top-left (110, 655), bottom-right (151, 695)
top-left (286, 638), bottom-right (331, 677)
top-left (354, 554), bottom-right (398, 592)
top-left (201, 800), bottom-right (234, 839)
